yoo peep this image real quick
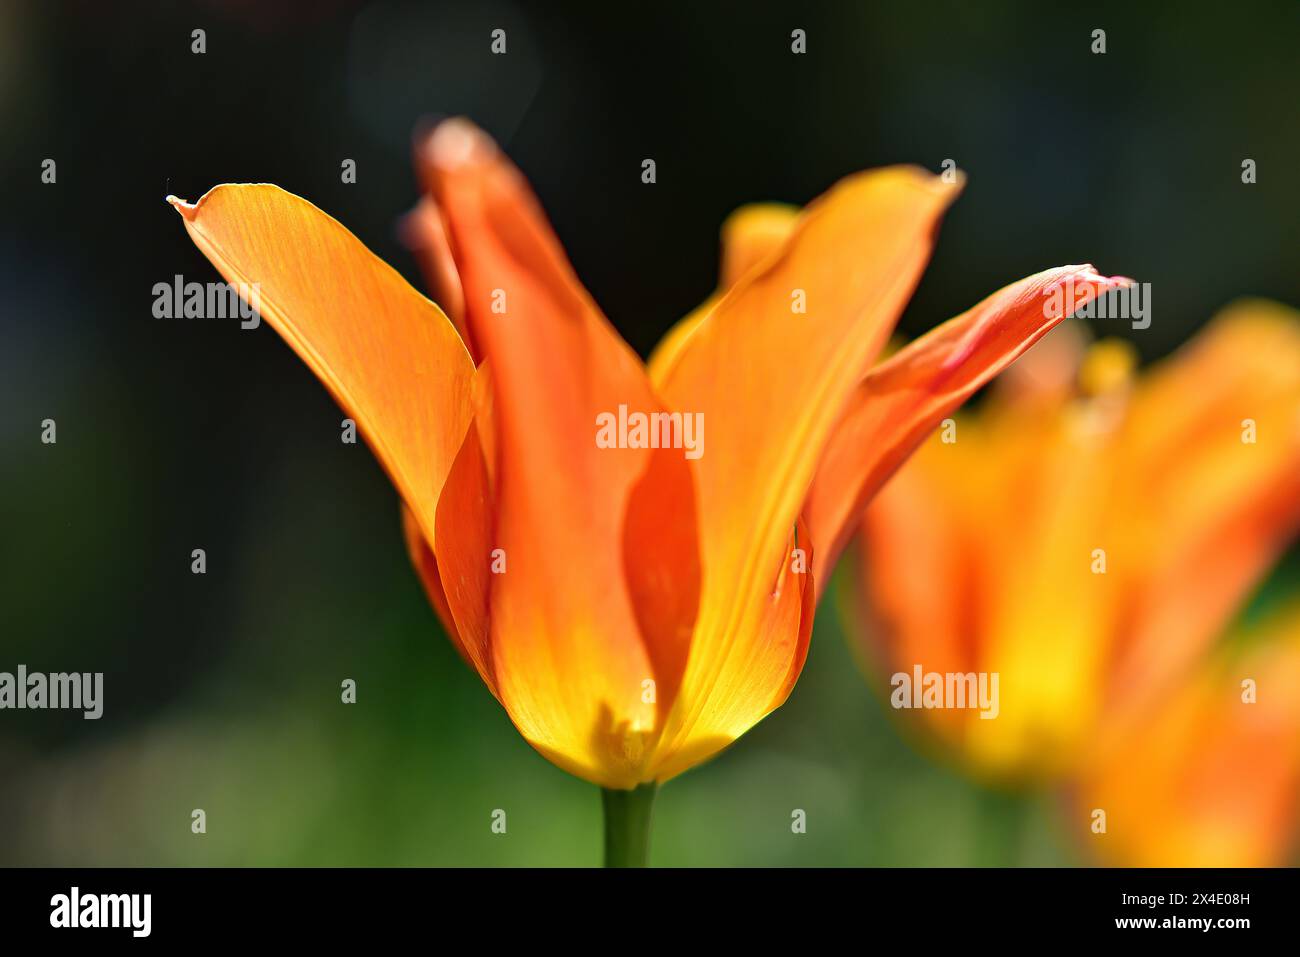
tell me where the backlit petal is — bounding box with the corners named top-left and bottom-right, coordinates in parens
top-left (1105, 301), bottom-right (1300, 710)
top-left (850, 432), bottom-right (985, 753)
top-left (422, 119), bottom-right (700, 788)
top-left (168, 185), bottom-right (475, 568)
top-left (807, 266), bottom-right (1132, 590)
top-left (402, 196), bottom-right (472, 360)
top-left (1077, 603), bottom-right (1300, 866)
top-left (649, 166), bottom-right (961, 775)
top-left (854, 297), bottom-right (1300, 784)
top-left (647, 203), bottom-right (799, 386)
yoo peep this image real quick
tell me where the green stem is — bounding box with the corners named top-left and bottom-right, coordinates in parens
top-left (601, 783), bottom-right (658, 867)
top-left (972, 786), bottom-right (1029, 867)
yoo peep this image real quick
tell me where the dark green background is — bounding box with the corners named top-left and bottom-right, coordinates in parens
top-left (2, 0), bottom-right (1296, 864)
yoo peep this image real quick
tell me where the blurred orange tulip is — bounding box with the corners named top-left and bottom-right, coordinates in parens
top-left (1082, 601), bottom-right (1300, 866)
top-left (169, 116), bottom-right (1127, 790)
top-left (850, 302), bottom-right (1300, 864)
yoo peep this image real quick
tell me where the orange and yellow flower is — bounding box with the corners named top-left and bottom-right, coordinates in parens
top-left (849, 303), bottom-right (1300, 864)
top-left (169, 117), bottom-right (1126, 790)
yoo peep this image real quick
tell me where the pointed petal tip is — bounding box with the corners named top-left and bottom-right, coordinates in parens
top-left (166, 194), bottom-right (198, 222)
top-left (922, 166), bottom-right (965, 196)
top-left (1070, 264), bottom-right (1135, 288)
top-left (424, 117), bottom-right (497, 172)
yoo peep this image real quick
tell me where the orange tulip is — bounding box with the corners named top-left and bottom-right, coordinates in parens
top-left (1081, 601), bottom-right (1300, 866)
top-left (168, 116), bottom-right (1126, 850)
top-left (849, 302), bottom-right (1300, 864)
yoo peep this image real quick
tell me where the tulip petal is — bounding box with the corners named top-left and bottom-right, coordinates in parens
top-left (717, 203), bottom-right (802, 289)
top-left (806, 266), bottom-right (1134, 590)
top-left (858, 394), bottom-right (1132, 779)
top-left (648, 167), bottom-right (961, 774)
top-left (646, 306), bottom-right (709, 390)
top-left (168, 185), bottom-right (476, 570)
top-left (1077, 603), bottom-right (1300, 866)
top-left (402, 504), bottom-right (470, 659)
top-left (395, 356), bottom-right (499, 694)
top-left (422, 119), bottom-right (700, 787)
top-left (850, 434), bottom-right (984, 747)
top-left (854, 298), bottom-right (1300, 783)
top-left (1107, 301), bottom-right (1300, 708)
top-left (402, 196), bottom-right (473, 360)
top-left (651, 520), bottom-right (815, 782)
top-left (647, 204), bottom-right (799, 385)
